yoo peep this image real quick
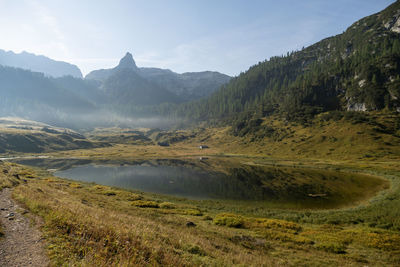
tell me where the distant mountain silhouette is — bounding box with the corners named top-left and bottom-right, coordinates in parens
top-left (0, 65), bottom-right (95, 127)
top-left (86, 52), bottom-right (231, 100)
top-left (85, 52), bottom-right (138, 82)
top-left (102, 67), bottom-right (181, 106)
top-left (0, 51), bottom-right (231, 128)
top-left (0, 49), bottom-right (82, 78)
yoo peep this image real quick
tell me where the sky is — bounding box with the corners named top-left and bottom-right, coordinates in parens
top-left (0, 0), bottom-right (396, 76)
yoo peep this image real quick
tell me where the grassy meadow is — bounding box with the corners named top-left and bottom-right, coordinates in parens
top-left (0, 157), bottom-right (398, 266)
top-left (0, 111), bottom-right (400, 266)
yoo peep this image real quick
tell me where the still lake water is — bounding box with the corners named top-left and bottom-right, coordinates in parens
top-left (13, 158), bottom-right (387, 208)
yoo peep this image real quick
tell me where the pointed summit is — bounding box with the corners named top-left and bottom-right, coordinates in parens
top-left (117, 52), bottom-right (138, 70)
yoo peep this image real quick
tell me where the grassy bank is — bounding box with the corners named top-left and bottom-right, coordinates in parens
top-left (1, 112), bottom-right (399, 265)
top-left (47, 112), bottom-right (400, 164)
top-left (0, 161), bottom-right (399, 266)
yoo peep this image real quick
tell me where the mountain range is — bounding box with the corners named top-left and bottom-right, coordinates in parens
top-left (0, 49), bottom-right (82, 78)
top-left (0, 1), bottom-right (399, 130)
top-left (86, 52), bottom-right (231, 101)
top-left (0, 51), bottom-right (231, 128)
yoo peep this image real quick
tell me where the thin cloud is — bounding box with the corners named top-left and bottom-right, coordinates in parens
top-left (27, 0), bottom-right (71, 59)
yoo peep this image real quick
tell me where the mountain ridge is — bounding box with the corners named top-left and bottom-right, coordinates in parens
top-left (85, 52), bottom-right (231, 100)
top-left (171, 0), bottom-right (400, 124)
top-left (0, 49), bottom-right (83, 78)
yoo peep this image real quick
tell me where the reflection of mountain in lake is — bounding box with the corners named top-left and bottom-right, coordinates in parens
top-left (12, 158), bottom-right (386, 208)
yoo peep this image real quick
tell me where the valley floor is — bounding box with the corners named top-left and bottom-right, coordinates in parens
top-left (0, 113), bottom-right (399, 266)
top-left (0, 153), bottom-right (399, 266)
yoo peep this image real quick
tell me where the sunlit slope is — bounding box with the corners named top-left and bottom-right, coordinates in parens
top-left (50, 111), bottom-right (400, 164)
top-left (0, 117), bottom-right (108, 153)
top-left (172, 1), bottom-right (400, 123)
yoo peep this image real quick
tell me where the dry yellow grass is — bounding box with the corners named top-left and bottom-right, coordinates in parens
top-left (46, 113), bottom-right (400, 169)
top-left (1, 112), bottom-right (399, 266)
top-left (0, 162), bottom-right (397, 266)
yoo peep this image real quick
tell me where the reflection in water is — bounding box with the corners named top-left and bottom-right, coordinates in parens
top-left (12, 158), bottom-right (387, 208)
top-left (57, 164), bottom-right (224, 199)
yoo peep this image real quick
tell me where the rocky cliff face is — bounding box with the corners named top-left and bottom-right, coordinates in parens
top-left (85, 52), bottom-right (139, 82)
top-left (384, 8), bottom-right (400, 33)
top-left (116, 52), bottom-right (138, 70)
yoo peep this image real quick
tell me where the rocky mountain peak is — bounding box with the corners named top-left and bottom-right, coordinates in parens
top-left (117, 52), bottom-right (138, 70)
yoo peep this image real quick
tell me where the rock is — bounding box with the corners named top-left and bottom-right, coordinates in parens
top-left (5, 212), bottom-right (15, 218)
top-left (186, 221), bottom-right (196, 227)
top-left (347, 102), bottom-right (367, 111)
top-left (116, 52), bottom-right (139, 71)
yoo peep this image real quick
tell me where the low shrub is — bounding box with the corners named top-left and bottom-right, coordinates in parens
top-left (213, 213), bottom-right (245, 228)
top-left (183, 209), bottom-right (202, 216)
top-left (159, 202), bottom-right (176, 209)
top-left (131, 200), bottom-right (159, 208)
top-left (103, 190), bottom-right (117, 196)
top-left (127, 194), bottom-right (142, 201)
top-left (69, 183), bottom-right (82, 188)
top-left (315, 242), bottom-right (346, 254)
top-left (251, 218), bottom-right (302, 232)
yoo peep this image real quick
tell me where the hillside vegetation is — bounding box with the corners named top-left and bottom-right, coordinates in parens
top-left (0, 118), bottom-right (108, 154)
top-left (170, 1), bottom-right (400, 126)
top-left (0, 156), bottom-right (398, 266)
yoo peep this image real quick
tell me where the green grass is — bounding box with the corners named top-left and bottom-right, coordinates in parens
top-left (213, 213), bottom-right (245, 228)
top-left (0, 112), bottom-right (399, 265)
top-left (0, 161), bottom-right (398, 266)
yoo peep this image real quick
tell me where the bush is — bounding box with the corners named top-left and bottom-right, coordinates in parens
top-left (131, 200), bottom-right (159, 208)
top-left (103, 190), bottom-right (117, 196)
top-left (315, 242), bottom-right (347, 254)
top-left (252, 218), bottom-right (302, 232)
top-left (159, 202), bottom-right (176, 209)
top-left (344, 111), bottom-right (369, 124)
top-left (186, 245), bottom-right (206, 256)
top-left (320, 111), bottom-right (344, 121)
top-left (180, 209), bottom-right (202, 216)
top-left (127, 194), bottom-right (142, 201)
top-left (69, 183), bottom-right (82, 188)
top-left (213, 213), bottom-right (245, 228)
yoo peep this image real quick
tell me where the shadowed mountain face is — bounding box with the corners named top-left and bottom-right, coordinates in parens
top-left (85, 52), bottom-right (139, 82)
top-left (0, 65), bottom-right (93, 112)
top-left (0, 51), bottom-right (229, 129)
top-left (0, 49), bottom-right (82, 78)
top-left (0, 65), bottom-right (101, 129)
top-left (102, 68), bottom-right (181, 105)
top-left (86, 52), bottom-right (231, 101)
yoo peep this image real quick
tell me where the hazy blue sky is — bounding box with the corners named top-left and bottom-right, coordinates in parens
top-left (0, 0), bottom-right (396, 76)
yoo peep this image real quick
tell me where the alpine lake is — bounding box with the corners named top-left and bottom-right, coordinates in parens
top-left (12, 157), bottom-right (389, 210)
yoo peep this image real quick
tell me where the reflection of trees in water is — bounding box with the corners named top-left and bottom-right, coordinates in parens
top-left (12, 158), bottom-right (342, 202)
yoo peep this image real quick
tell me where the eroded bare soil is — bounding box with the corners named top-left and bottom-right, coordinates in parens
top-left (0, 188), bottom-right (49, 267)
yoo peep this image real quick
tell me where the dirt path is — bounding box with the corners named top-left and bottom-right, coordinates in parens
top-left (0, 188), bottom-right (49, 267)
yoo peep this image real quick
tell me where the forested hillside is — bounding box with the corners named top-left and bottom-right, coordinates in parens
top-left (171, 1), bottom-right (400, 124)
